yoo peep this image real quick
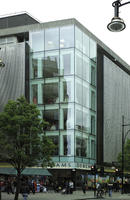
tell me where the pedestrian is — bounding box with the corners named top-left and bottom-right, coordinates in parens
top-left (108, 182), bottom-right (113, 197)
top-left (69, 180), bottom-right (74, 194)
top-left (21, 181), bottom-right (29, 200)
top-left (82, 182), bottom-right (87, 194)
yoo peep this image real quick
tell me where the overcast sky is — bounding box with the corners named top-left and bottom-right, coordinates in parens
top-left (0, 0), bottom-right (130, 65)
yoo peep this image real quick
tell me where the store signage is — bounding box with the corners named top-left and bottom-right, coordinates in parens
top-left (53, 162), bottom-right (91, 170)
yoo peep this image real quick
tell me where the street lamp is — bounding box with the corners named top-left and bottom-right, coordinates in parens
top-left (107, 0), bottom-right (130, 32)
top-left (121, 115), bottom-right (130, 194)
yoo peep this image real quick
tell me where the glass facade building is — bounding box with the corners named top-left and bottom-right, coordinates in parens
top-left (0, 14), bottom-right (130, 182)
top-left (29, 25), bottom-right (97, 167)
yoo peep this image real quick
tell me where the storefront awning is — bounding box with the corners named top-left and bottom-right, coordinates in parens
top-left (0, 167), bottom-right (51, 176)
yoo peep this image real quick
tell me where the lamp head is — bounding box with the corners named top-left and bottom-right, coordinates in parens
top-left (0, 59), bottom-right (5, 68)
top-left (107, 17), bottom-right (126, 32)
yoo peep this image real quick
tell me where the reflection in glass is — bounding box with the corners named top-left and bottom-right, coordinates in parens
top-left (75, 79), bottom-right (82, 105)
top-left (75, 26), bottom-right (83, 51)
top-left (43, 109), bottom-right (59, 130)
top-left (76, 137), bottom-right (82, 156)
top-left (49, 136), bottom-right (59, 155)
top-left (75, 107), bottom-right (82, 130)
top-left (75, 50), bottom-right (82, 78)
top-left (91, 115), bottom-right (96, 134)
top-left (83, 33), bottom-right (89, 56)
top-left (30, 31), bottom-right (44, 52)
top-left (30, 53), bottom-right (44, 79)
top-left (91, 140), bottom-right (96, 159)
top-left (60, 25), bottom-right (74, 48)
top-left (63, 135), bottom-right (71, 155)
top-left (83, 108), bottom-right (90, 132)
top-left (91, 90), bottom-right (96, 111)
top-left (45, 28), bottom-right (59, 50)
top-left (62, 107), bottom-right (74, 130)
top-left (43, 82), bottom-right (59, 104)
top-left (83, 55), bottom-right (90, 82)
top-left (91, 62), bottom-right (96, 86)
top-left (60, 49), bottom-right (74, 75)
top-left (90, 39), bottom-right (97, 62)
top-left (43, 51), bottom-right (59, 78)
top-left (83, 82), bottom-right (89, 108)
top-left (82, 139), bottom-right (87, 157)
top-left (31, 84), bottom-right (38, 104)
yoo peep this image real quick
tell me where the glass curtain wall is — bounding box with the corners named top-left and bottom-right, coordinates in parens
top-left (29, 24), bottom-right (97, 164)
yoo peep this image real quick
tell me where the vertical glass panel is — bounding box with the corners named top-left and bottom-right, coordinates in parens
top-left (43, 109), bottom-right (59, 130)
top-left (91, 115), bottom-right (96, 135)
top-left (83, 33), bottom-right (89, 56)
top-left (43, 50), bottom-right (59, 78)
top-left (60, 104), bottom-right (74, 130)
top-left (30, 53), bottom-right (44, 79)
top-left (75, 104), bottom-right (82, 131)
top-left (75, 26), bottom-right (83, 51)
top-left (30, 31), bottom-right (44, 52)
top-left (43, 82), bottom-right (59, 104)
top-left (76, 136), bottom-right (82, 157)
top-left (60, 48), bottom-right (74, 75)
top-left (31, 84), bottom-right (38, 104)
top-left (45, 28), bottom-right (59, 50)
top-left (60, 25), bottom-right (74, 48)
top-left (90, 39), bottom-right (97, 62)
top-left (75, 50), bottom-right (82, 78)
top-left (83, 55), bottom-right (90, 82)
top-left (91, 61), bottom-right (96, 86)
top-left (49, 136), bottom-right (59, 155)
top-left (60, 76), bottom-right (74, 103)
top-left (82, 137), bottom-right (88, 157)
top-left (75, 78), bottom-right (82, 105)
top-left (91, 140), bottom-right (96, 159)
top-left (91, 90), bottom-right (96, 111)
top-left (63, 135), bottom-right (71, 155)
top-left (83, 108), bottom-right (90, 133)
top-left (83, 81), bottom-right (90, 108)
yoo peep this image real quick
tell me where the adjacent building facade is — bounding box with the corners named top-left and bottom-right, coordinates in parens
top-left (0, 12), bottom-right (130, 182)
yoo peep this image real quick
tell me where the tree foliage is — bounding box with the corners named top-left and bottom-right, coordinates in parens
top-left (0, 96), bottom-right (55, 200)
top-left (117, 139), bottom-right (130, 171)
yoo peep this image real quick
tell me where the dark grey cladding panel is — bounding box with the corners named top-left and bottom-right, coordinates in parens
top-left (103, 56), bottom-right (130, 163)
top-left (0, 13), bottom-right (39, 29)
top-left (0, 43), bottom-right (25, 112)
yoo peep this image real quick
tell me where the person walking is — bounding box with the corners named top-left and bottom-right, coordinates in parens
top-left (82, 182), bottom-right (87, 194)
top-left (21, 181), bottom-right (29, 200)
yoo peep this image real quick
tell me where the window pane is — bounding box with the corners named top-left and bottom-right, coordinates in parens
top-left (91, 61), bottom-right (96, 86)
top-left (75, 78), bottom-right (82, 105)
top-left (31, 84), bottom-right (38, 104)
top-left (45, 28), bottom-right (59, 50)
top-left (83, 81), bottom-right (90, 108)
top-left (60, 105), bottom-right (74, 130)
top-left (90, 39), bottom-right (97, 62)
top-left (30, 53), bottom-right (44, 79)
top-left (91, 90), bottom-right (96, 111)
top-left (91, 140), bottom-right (96, 159)
top-left (60, 77), bottom-right (74, 103)
top-left (43, 51), bottom-right (59, 78)
top-left (30, 31), bottom-right (44, 52)
top-left (83, 55), bottom-right (90, 82)
top-left (60, 49), bottom-right (74, 75)
top-left (75, 105), bottom-right (82, 130)
top-left (83, 33), bottom-right (89, 56)
top-left (43, 82), bottom-right (59, 104)
top-left (82, 138), bottom-right (87, 157)
top-left (75, 26), bottom-right (83, 51)
top-left (63, 135), bottom-right (71, 155)
top-left (83, 108), bottom-right (90, 132)
top-left (75, 50), bottom-right (82, 78)
top-left (43, 109), bottom-right (59, 130)
top-left (76, 137), bottom-right (82, 156)
top-left (60, 25), bottom-right (74, 48)
top-left (91, 115), bottom-right (96, 135)
top-left (49, 136), bottom-right (59, 155)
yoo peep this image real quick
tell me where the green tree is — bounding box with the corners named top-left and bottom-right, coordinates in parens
top-left (0, 97), bottom-right (55, 200)
top-left (117, 139), bottom-right (130, 171)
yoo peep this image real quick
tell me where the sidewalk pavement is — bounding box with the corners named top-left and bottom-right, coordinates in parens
top-left (1, 190), bottom-right (130, 200)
